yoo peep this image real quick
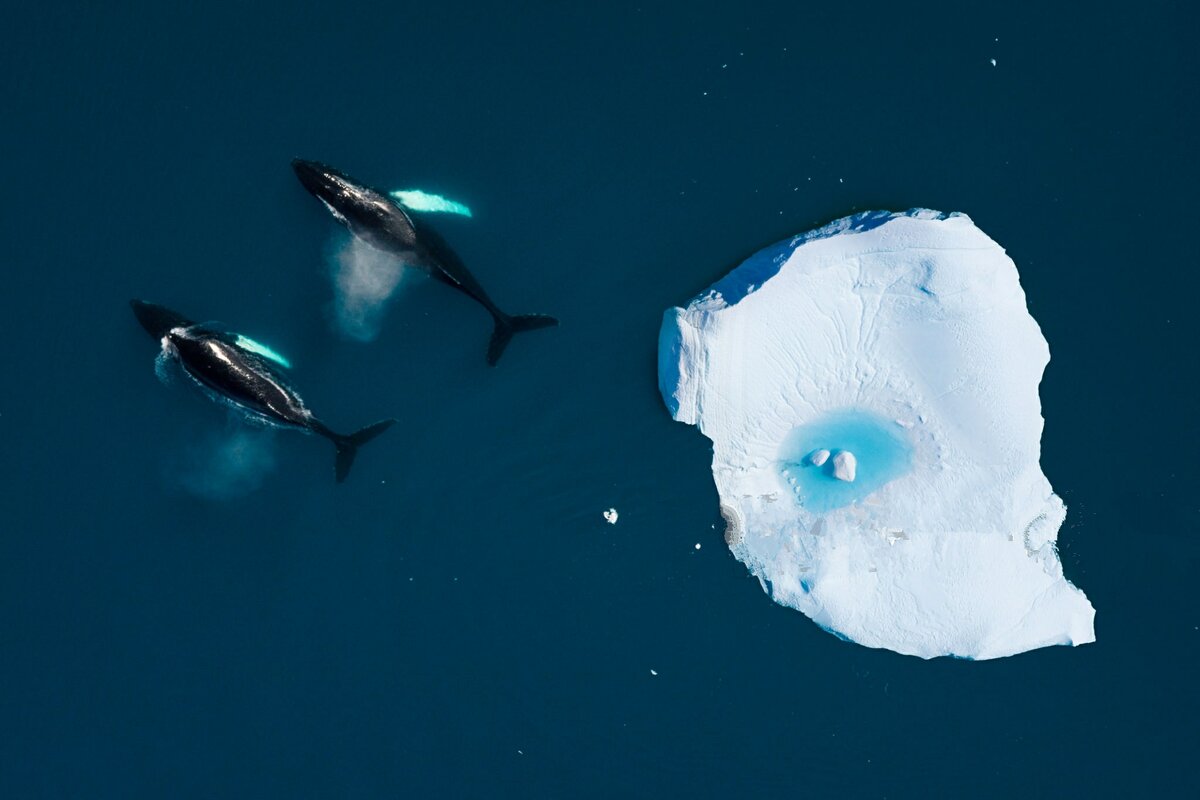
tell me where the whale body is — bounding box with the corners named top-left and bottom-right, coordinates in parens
top-left (131, 300), bottom-right (394, 482)
top-left (291, 159), bottom-right (557, 365)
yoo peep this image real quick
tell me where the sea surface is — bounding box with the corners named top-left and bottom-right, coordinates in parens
top-left (1, 2), bottom-right (1196, 797)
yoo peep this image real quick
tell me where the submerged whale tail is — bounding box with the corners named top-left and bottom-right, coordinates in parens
top-left (487, 312), bottom-right (558, 366)
top-left (321, 419), bottom-right (396, 483)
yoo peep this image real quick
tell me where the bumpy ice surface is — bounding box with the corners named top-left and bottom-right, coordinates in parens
top-left (658, 210), bottom-right (1095, 660)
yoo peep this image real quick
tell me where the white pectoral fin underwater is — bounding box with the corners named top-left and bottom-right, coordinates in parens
top-left (291, 158), bottom-right (559, 364)
top-left (388, 189), bottom-right (472, 217)
top-left (131, 300), bottom-right (395, 484)
top-left (233, 334), bottom-right (292, 368)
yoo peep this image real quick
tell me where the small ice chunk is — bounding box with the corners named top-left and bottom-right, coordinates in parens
top-left (603, 508), bottom-right (619, 524)
top-left (831, 451), bottom-right (858, 482)
top-left (809, 448), bottom-right (831, 466)
top-left (990, 58), bottom-right (997, 66)
top-left (694, 543), bottom-right (702, 550)
top-left (650, 669), bottom-right (658, 676)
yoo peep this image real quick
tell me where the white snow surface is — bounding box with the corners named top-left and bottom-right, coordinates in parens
top-left (658, 209), bottom-right (1095, 660)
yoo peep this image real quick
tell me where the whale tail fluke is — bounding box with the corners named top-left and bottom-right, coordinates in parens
top-left (329, 419), bottom-right (396, 483)
top-left (487, 312), bottom-right (558, 366)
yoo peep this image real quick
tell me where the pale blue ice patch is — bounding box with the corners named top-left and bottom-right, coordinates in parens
top-left (389, 189), bottom-right (472, 217)
top-left (234, 335), bottom-right (292, 368)
top-left (780, 409), bottom-right (913, 513)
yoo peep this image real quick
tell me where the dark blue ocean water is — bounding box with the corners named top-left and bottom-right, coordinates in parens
top-left (2, 2), bottom-right (1196, 797)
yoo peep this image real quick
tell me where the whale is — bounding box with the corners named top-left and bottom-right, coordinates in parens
top-left (291, 159), bottom-right (557, 365)
top-left (131, 300), bottom-right (394, 483)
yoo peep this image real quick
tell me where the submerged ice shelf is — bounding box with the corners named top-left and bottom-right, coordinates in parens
top-left (658, 209), bottom-right (1095, 660)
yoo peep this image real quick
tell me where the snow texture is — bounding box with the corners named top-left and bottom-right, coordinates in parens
top-left (658, 209), bottom-right (1095, 660)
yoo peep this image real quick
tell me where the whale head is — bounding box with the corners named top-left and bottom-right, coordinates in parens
top-left (291, 159), bottom-right (358, 205)
top-left (292, 159), bottom-right (393, 231)
top-left (131, 300), bottom-right (193, 340)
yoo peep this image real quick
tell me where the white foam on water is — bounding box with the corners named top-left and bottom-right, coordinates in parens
top-left (177, 425), bottom-right (278, 500)
top-left (328, 235), bottom-right (415, 341)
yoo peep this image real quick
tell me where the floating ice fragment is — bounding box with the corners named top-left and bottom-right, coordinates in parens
top-left (809, 449), bottom-right (831, 466)
top-left (603, 508), bottom-right (619, 524)
top-left (650, 669), bottom-right (658, 676)
top-left (831, 451), bottom-right (857, 482)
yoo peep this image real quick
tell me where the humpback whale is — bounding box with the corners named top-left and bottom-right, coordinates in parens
top-left (291, 159), bottom-right (557, 365)
top-left (131, 300), bottom-right (394, 483)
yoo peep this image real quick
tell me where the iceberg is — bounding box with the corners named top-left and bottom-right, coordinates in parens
top-left (658, 209), bottom-right (1095, 660)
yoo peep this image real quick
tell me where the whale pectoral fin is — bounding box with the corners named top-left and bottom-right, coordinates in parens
top-left (389, 189), bottom-right (472, 217)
